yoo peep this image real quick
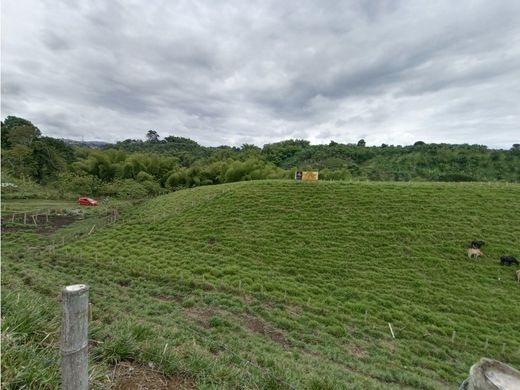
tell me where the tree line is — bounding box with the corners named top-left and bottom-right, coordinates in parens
top-left (2, 116), bottom-right (519, 198)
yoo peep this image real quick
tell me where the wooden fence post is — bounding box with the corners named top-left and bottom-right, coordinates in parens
top-left (388, 323), bottom-right (395, 339)
top-left (61, 284), bottom-right (89, 390)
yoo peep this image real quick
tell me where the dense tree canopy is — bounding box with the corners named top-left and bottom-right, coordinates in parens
top-left (2, 115), bottom-right (519, 199)
top-left (1, 116), bottom-right (41, 148)
top-left (146, 130), bottom-right (160, 142)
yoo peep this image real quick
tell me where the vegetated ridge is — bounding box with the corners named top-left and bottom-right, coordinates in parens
top-left (2, 115), bottom-right (520, 204)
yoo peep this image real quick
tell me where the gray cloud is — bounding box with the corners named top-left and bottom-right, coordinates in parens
top-left (41, 31), bottom-right (71, 51)
top-left (2, 0), bottom-right (519, 148)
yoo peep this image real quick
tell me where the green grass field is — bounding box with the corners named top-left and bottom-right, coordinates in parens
top-left (2, 180), bottom-right (520, 389)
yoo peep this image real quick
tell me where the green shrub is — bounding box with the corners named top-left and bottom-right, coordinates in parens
top-left (0, 176), bottom-right (64, 199)
top-left (135, 171), bottom-right (155, 182)
top-left (437, 174), bottom-right (477, 182)
top-left (55, 172), bottom-right (102, 196)
top-left (98, 179), bottom-right (149, 199)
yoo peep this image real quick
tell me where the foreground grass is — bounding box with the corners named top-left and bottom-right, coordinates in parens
top-left (2, 181), bottom-right (520, 389)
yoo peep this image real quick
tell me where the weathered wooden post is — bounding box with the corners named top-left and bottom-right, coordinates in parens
top-left (61, 284), bottom-right (89, 390)
top-left (388, 323), bottom-right (395, 339)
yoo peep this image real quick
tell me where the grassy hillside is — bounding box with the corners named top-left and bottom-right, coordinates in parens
top-left (2, 181), bottom-right (520, 389)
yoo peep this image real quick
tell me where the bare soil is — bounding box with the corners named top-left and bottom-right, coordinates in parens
top-left (183, 299), bottom-right (289, 347)
top-left (1, 213), bottom-right (78, 234)
top-left (154, 293), bottom-right (183, 303)
top-left (184, 307), bottom-right (215, 328)
top-left (113, 361), bottom-right (195, 390)
top-left (242, 314), bottom-right (288, 346)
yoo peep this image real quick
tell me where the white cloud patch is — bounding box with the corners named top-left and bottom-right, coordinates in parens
top-left (2, 0), bottom-right (520, 148)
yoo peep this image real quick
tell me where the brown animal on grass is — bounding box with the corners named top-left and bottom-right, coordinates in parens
top-left (467, 248), bottom-right (484, 259)
top-left (516, 269), bottom-right (520, 283)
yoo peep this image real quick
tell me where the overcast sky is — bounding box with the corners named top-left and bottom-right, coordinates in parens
top-left (2, 0), bottom-right (519, 148)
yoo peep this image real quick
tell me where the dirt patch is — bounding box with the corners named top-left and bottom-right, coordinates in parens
top-left (344, 341), bottom-right (368, 358)
top-left (242, 314), bottom-right (288, 346)
top-left (113, 361), bottom-right (195, 390)
top-left (0, 224), bottom-right (29, 233)
top-left (184, 307), bottom-right (216, 328)
top-left (154, 293), bottom-right (183, 304)
top-left (46, 214), bottom-right (77, 228)
top-left (1, 214), bottom-right (78, 234)
top-left (184, 306), bottom-right (289, 346)
top-left (117, 279), bottom-right (131, 287)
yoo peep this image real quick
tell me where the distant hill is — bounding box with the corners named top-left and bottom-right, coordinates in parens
top-left (112, 137), bottom-right (520, 182)
top-left (3, 113), bottom-right (520, 189)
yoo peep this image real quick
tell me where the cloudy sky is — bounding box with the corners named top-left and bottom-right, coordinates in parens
top-left (2, 0), bottom-right (519, 147)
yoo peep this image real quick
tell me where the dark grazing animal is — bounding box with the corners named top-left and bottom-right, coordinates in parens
top-left (470, 240), bottom-right (485, 249)
top-left (500, 256), bottom-right (519, 266)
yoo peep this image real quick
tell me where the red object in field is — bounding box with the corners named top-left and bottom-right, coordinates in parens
top-left (77, 197), bottom-right (98, 206)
